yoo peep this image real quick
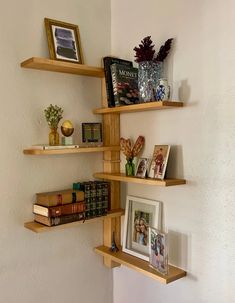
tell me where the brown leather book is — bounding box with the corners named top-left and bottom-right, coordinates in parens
top-left (36, 189), bottom-right (84, 207)
top-left (34, 212), bottom-right (85, 227)
top-left (33, 201), bottom-right (85, 217)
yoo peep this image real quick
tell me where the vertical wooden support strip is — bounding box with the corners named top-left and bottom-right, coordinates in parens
top-left (101, 78), bottom-right (108, 108)
top-left (101, 76), bottom-right (121, 268)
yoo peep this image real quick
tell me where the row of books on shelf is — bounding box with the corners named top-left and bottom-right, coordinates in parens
top-left (33, 181), bottom-right (110, 227)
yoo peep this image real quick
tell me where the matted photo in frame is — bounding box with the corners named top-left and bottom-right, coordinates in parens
top-left (44, 18), bottom-right (83, 64)
top-left (135, 158), bottom-right (148, 178)
top-left (123, 195), bottom-right (162, 261)
top-left (82, 123), bottom-right (102, 144)
top-left (149, 227), bottom-right (168, 275)
top-left (148, 145), bottom-right (170, 180)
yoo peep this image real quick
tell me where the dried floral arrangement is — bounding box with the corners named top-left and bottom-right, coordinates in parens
top-left (120, 136), bottom-right (145, 160)
top-left (44, 104), bottom-right (63, 128)
top-left (134, 36), bottom-right (173, 63)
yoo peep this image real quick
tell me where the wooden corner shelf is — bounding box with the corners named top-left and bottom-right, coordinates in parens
top-left (93, 101), bottom-right (183, 114)
top-left (24, 209), bottom-right (124, 233)
top-left (95, 245), bottom-right (186, 284)
top-left (94, 172), bottom-right (186, 187)
top-left (23, 146), bottom-right (120, 155)
top-left (21, 57), bottom-right (104, 78)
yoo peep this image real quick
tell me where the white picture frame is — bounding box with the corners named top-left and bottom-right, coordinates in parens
top-left (123, 195), bottom-right (162, 261)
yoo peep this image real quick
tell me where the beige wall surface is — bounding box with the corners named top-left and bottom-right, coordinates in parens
top-left (111, 0), bottom-right (235, 302)
top-left (0, 1), bottom-right (112, 302)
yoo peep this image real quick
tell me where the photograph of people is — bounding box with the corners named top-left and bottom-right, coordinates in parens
top-left (150, 228), bottom-right (168, 274)
top-left (148, 145), bottom-right (170, 180)
top-left (135, 158), bottom-right (148, 178)
top-left (133, 211), bottom-right (150, 246)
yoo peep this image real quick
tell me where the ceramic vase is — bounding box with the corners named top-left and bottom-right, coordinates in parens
top-left (155, 78), bottom-right (170, 101)
top-left (125, 158), bottom-right (135, 176)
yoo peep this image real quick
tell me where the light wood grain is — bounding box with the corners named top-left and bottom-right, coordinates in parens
top-left (101, 77), bottom-right (108, 107)
top-left (94, 172), bottom-right (186, 186)
top-left (23, 146), bottom-right (120, 155)
top-left (21, 57), bottom-right (104, 78)
top-left (24, 209), bottom-right (124, 233)
top-left (93, 101), bottom-right (183, 114)
top-left (95, 246), bottom-right (186, 284)
top-left (101, 88), bottom-right (121, 266)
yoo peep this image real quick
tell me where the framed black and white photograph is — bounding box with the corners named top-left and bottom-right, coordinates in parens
top-left (135, 158), bottom-right (148, 178)
top-left (149, 227), bottom-right (168, 275)
top-left (45, 18), bottom-right (83, 64)
top-left (123, 195), bottom-right (162, 261)
top-left (82, 123), bottom-right (102, 144)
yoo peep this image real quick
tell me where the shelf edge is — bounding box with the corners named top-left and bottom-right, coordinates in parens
top-left (24, 209), bottom-right (124, 233)
top-left (94, 245), bottom-right (186, 284)
top-left (93, 172), bottom-right (186, 187)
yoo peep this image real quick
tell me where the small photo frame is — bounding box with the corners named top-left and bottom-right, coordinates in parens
top-left (149, 227), bottom-right (168, 275)
top-left (44, 18), bottom-right (83, 64)
top-left (135, 158), bottom-right (148, 178)
top-left (123, 195), bottom-right (162, 261)
top-left (82, 123), bottom-right (102, 144)
top-left (148, 145), bottom-right (170, 180)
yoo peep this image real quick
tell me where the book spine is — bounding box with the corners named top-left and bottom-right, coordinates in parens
top-left (34, 201), bottom-right (85, 217)
top-left (36, 190), bottom-right (84, 207)
top-left (111, 64), bottom-right (120, 107)
top-left (103, 57), bottom-right (133, 108)
top-left (50, 213), bottom-right (85, 226)
top-left (34, 213), bottom-right (85, 226)
top-left (103, 58), bottom-right (115, 108)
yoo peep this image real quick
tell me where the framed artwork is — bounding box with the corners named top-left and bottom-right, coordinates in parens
top-left (44, 18), bottom-right (83, 64)
top-left (123, 195), bottom-right (162, 261)
top-left (135, 158), bottom-right (148, 178)
top-left (82, 123), bottom-right (102, 144)
top-left (148, 145), bottom-right (170, 180)
top-left (149, 227), bottom-right (168, 275)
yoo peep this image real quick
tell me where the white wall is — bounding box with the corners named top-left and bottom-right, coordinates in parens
top-left (111, 0), bottom-right (235, 302)
top-left (0, 1), bottom-right (112, 302)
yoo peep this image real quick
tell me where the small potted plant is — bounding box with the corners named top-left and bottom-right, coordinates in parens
top-left (120, 136), bottom-right (145, 176)
top-left (44, 104), bottom-right (63, 146)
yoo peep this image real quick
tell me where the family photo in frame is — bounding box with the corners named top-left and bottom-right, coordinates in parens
top-left (135, 158), bottom-right (148, 178)
top-left (45, 18), bottom-right (83, 64)
top-left (148, 145), bottom-right (170, 180)
top-left (123, 196), bottom-right (162, 261)
top-left (149, 227), bottom-right (168, 275)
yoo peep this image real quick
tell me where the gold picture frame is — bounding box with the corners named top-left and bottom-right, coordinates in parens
top-left (44, 18), bottom-right (83, 64)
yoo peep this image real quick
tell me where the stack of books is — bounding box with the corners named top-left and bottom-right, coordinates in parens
top-left (73, 181), bottom-right (110, 218)
top-left (33, 189), bottom-right (85, 226)
top-left (103, 56), bottom-right (139, 107)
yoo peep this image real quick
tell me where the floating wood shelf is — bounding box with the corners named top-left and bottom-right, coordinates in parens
top-left (23, 146), bottom-right (120, 155)
top-left (94, 172), bottom-right (186, 186)
top-left (24, 209), bottom-right (124, 233)
top-left (95, 245), bottom-right (186, 284)
top-left (93, 101), bottom-right (183, 114)
top-left (21, 57), bottom-right (104, 78)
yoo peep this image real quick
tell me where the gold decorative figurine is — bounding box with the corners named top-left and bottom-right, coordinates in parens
top-left (61, 120), bottom-right (74, 145)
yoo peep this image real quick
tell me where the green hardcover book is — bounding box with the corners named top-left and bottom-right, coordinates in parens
top-left (111, 64), bottom-right (139, 106)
